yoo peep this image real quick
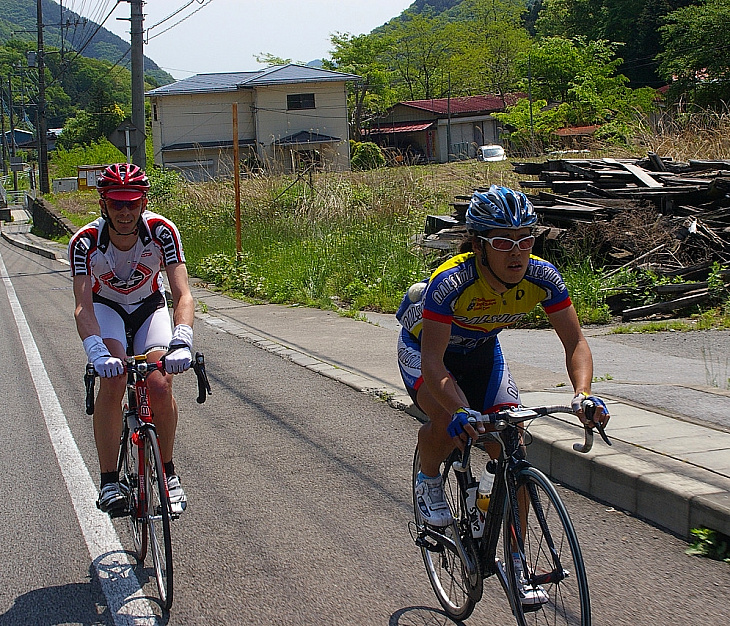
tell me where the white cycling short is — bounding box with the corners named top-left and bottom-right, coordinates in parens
top-left (94, 300), bottom-right (172, 355)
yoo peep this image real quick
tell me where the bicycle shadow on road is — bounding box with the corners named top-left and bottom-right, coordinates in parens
top-left (95, 549), bottom-right (171, 623)
top-left (0, 552), bottom-right (171, 625)
top-left (0, 578), bottom-right (113, 626)
top-left (390, 606), bottom-right (467, 626)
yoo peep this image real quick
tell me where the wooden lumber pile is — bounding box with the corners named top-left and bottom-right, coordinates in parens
top-left (414, 153), bottom-right (730, 320)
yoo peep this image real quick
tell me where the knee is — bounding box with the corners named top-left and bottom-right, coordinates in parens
top-left (98, 376), bottom-right (126, 398)
top-left (147, 373), bottom-right (173, 407)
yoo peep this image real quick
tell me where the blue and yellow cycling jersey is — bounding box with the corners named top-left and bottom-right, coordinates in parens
top-left (396, 252), bottom-right (571, 354)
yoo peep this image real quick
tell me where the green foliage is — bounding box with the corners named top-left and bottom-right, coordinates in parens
top-left (659, 0), bottom-right (730, 107)
top-left (495, 98), bottom-right (571, 153)
top-left (351, 142), bottom-right (386, 170)
top-left (707, 262), bottom-right (730, 305)
top-left (148, 167), bottom-right (183, 202)
top-left (686, 527), bottom-right (730, 562)
top-left (561, 261), bottom-right (612, 325)
top-left (50, 139), bottom-right (125, 177)
top-left (448, 0), bottom-right (530, 97)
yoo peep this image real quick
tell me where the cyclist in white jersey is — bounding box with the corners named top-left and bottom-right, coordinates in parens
top-left (69, 163), bottom-right (195, 515)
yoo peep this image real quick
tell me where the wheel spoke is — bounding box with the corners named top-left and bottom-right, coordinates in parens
top-left (506, 467), bottom-right (591, 626)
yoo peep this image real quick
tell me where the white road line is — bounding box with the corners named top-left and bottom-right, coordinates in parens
top-left (0, 248), bottom-right (159, 625)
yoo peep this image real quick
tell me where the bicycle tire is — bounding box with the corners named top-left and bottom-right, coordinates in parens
top-left (503, 466), bottom-right (590, 626)
top-left (143, 432), bottom-right (174, 610)
top-left (412, 447), bottom-right (481, 621)
top-left (118, 421), bottom-right (147, 560)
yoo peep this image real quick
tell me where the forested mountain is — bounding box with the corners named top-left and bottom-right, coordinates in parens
top-left (0, 0), bottom-right (173, 87)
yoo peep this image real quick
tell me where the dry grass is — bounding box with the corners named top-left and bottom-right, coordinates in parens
top-left (636, 106), bottom-right (730, 161)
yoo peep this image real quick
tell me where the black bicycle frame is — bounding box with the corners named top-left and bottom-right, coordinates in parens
top-left (453, 424), bottom-right (564, 585)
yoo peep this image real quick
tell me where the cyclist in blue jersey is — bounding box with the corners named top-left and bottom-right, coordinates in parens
top-left (397, 185), bottom-right (610, 534)
top-left (70, 163), bottom-right (195, 516)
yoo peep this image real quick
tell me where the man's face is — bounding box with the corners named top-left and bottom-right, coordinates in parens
top-left (101, 196), bottom-right (146, 236)
top-left (479, 227), bottom-right (534, 285)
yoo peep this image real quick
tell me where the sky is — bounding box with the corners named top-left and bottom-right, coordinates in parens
top-left (73, 0), bottom-right (415, 80)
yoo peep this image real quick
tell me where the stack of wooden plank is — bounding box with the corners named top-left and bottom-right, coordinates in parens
top-left (415, 153), bottom-right (730, 320)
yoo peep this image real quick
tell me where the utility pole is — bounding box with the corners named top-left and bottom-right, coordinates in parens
top-left (129, 0), bottom-right (146, 168)
top-left (8, 75), bottom-right (18, 191)
top-left (1, 81), bottom-right (8, 174)
top-left (37, 0), bottom-right (50, 193)
top-left (446, 73), bottom-right (452, 163)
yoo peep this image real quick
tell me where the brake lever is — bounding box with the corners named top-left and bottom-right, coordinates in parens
top-left (193, 352), bottom-right (211, 404)
top-left (583, 400), bottom-right (613, 446)
top-left (593, 419), bottom-right (612, 446)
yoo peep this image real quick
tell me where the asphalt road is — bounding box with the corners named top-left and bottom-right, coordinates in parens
top-left (1, 238), bottom-right (728, 625)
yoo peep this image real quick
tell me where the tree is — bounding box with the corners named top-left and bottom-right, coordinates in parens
top-left (379, 11), bottom-right (458, 100)
top-left (57, 92), bottom-right (125, 149)
top-left (658, 0), bottom-right (730, 106)
top-left (326, 32), bottom-right (393, 140)
top-left (254, 53), bottom-right (293, 66)
top-left (495, 97), bottom-right (571, 152)
top-left (520, 36), bottom-right (626, 104)
top-left (450, 0), bottom-right (531, 97)
top-left (534, 0), bottom-right (691, 87)
top-left (502, 36), bottom-right (658, 148)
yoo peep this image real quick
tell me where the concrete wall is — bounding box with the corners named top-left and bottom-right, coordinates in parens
top-left (29, 196), bottom-right (76, 238)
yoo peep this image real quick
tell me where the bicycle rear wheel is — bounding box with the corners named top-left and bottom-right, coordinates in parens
top-left (118, 422), bottom-right (146, 560)
top-left (143, 432), bottom-right (174, 610)
top-left (503, 467), bottom-right (590, 626)
top-left (412, 447), bottom-right (481, 621)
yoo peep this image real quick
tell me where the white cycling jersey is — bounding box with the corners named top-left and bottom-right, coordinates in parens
top-left (68, 211), bottom-right (186, 307)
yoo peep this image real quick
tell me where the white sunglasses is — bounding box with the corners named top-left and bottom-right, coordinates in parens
top-left (479, 235), bottom-right (535, 252)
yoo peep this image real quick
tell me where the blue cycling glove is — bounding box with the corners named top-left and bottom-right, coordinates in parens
top-left (571, 393), bottom-right (610, 422)
top-left (447, 407), bottom-right (481, 438)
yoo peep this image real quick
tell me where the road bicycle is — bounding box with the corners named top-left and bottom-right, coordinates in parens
top-left (411, 402), bottom-right (611, 625)
top-left (85, 352), bottom-right (211, 610)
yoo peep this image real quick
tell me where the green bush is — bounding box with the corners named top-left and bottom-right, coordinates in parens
top-left (351, 142), bottom-right (386, 170)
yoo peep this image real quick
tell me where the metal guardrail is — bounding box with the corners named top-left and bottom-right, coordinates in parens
top-left (6, 190), bottom-right (29, 205)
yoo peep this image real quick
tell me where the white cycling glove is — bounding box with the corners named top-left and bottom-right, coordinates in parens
top-left (165, 324), bottom-right (193, 374)
top-left (83, 335), bottom-right (124, 378)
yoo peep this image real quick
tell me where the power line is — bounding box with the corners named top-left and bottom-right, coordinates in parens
top-left (147, 0), bottom-right (215, 42)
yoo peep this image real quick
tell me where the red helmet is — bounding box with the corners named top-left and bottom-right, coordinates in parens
top-left (97, 163), bottom-right (150, 201)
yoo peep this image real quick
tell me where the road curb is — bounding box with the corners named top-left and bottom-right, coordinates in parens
top-left (0, 228), bottom-right (69, 264)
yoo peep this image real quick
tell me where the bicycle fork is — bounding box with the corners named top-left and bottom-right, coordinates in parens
top-left (501, 475), bottom-right (569, 590)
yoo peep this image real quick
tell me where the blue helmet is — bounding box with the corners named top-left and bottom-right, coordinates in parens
top-left (466, 185), bottom-right (537, 232)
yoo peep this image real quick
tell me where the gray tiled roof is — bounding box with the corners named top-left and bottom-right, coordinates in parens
top-left (147, 64), bottom-right (361, 96)
top-left (275, 130), bottom-right (341, 145)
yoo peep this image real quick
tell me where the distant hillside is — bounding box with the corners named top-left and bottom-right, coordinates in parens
top-left (0, 0), bottom-right (174, 87)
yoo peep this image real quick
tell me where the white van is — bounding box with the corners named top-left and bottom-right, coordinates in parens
top-left (476, 144), bottom-right (506, 162)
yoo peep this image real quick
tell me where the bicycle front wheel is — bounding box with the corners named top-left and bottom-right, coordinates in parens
top-left (143, 432), bottom-right (174, 610)
top-left (118, 423), bottom-right (146, 560)
top-left (412, 447), bottom-right (481, 621)
top-left (503, 467), bottom-right (590, 626)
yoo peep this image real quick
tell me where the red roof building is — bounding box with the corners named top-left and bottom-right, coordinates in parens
top-left (365, 94), bottom-right (523, 163)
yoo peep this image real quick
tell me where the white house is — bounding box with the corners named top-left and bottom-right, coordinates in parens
top-left (146, 64), bottom-right (361, 180)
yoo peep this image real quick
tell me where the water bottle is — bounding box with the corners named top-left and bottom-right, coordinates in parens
top-left (476, 465), bottom-right (494, 513)
top-left (465, 483), bottom-right (486, 538)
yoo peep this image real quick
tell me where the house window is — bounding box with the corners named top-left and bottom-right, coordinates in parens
top-left (287, 93), bottom-right (315, 110)
top-left (153, 104), bottom-right (158, 121)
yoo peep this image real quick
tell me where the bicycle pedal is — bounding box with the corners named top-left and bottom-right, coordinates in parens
top-left (107, 506), bottom-right (130, 519)
top-left (415, 535), bottom-right (445, 553)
